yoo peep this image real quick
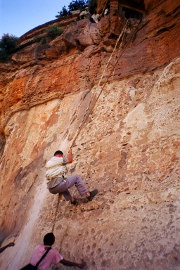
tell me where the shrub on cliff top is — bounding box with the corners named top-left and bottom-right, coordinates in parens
top-left (68, 0), bottom-right (88, 11)
top-left (0, 34), bottom-right (18, 62)
top-left (56, 0), bottom-right (89, 18)
top-left (56, 6), bottom-right (71, 18)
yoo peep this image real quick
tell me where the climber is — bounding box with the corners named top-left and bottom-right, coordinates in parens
top-left (20, 232), bottom-right (86, 269)
top-left (45, 148), bottom-right (98, 205)
top-left (0, 242), bottom-right (15, 253)
top-left (104, 8), bottom-right (109, 16)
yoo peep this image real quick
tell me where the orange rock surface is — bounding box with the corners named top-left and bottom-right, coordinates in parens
top-left (0, 1), bottom-right (179, 269)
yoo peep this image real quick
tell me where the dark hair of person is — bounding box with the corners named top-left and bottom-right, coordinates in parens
top-left (43, 233), bottom-right (55, 246)
top-left (54, 150), bottom-right (63, 156)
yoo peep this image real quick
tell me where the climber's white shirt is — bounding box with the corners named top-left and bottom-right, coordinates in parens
top-left (45, 156), bottom-right (68, 180)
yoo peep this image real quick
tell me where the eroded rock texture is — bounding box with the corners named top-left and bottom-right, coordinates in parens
top-left (0, 1), bottom-right (179, 269)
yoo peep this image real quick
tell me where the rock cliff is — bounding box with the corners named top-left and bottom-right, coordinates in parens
top-left (0, 0), bottom-right (179, 269)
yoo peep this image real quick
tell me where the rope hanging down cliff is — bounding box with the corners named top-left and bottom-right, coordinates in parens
top-left (71, 19), bottom-right (129, 148)
top-left (51, 18), bottom-right (142, 232)
top-left (71, 17), bottom-right (142, 149)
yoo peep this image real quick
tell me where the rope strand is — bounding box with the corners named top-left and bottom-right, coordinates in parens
top-left (52, 18), bottom-right (140, 231)
top-left (70, 20), bottom-right (129, 149)
top-left (52, 193), bottom-right (61, 232)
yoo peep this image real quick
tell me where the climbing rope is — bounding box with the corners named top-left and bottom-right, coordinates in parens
top-left (51, 17), bottom-right (140, 231)
top-left (98, 19), bottom-right (128, 88)
top-left (70, 19), bottom-right (129, 148)
top-left (52, 193), bottom-right (62, 233)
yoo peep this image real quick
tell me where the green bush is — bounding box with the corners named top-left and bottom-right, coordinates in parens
top-left (56, 0), bottom-right (88, 18)
top-left (34, 36), bottom-right (47, 44)
top-left (47, 25), bottom-right (63, 39)
top-left (56, 6), bottom-right (71, 18)
top-left (34, 36), bottom-right (42, 43)
top-left (0, 34), bottom-right (18, 61)
top-left (68, 0), bottom-right (88, 11)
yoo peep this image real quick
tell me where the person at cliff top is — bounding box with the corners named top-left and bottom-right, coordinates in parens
top-left (45, 148), bottom-right (98, 205)
top-left (21, 232), bottom-right (86, 269)
top-left (90, 11), bottom-right (101, 23)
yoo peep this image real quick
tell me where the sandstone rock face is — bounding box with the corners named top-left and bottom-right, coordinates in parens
top-left (0, 1), bottom-right (179, 269)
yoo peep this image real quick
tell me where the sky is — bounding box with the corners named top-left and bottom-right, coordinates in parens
top-left (0, 0), bottom-right (72, 38)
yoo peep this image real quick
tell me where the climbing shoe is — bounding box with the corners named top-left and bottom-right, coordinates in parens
top-left (71, 198), bottom-right (78, 206)
top-left (87, 189), bottom-right (98, 201)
